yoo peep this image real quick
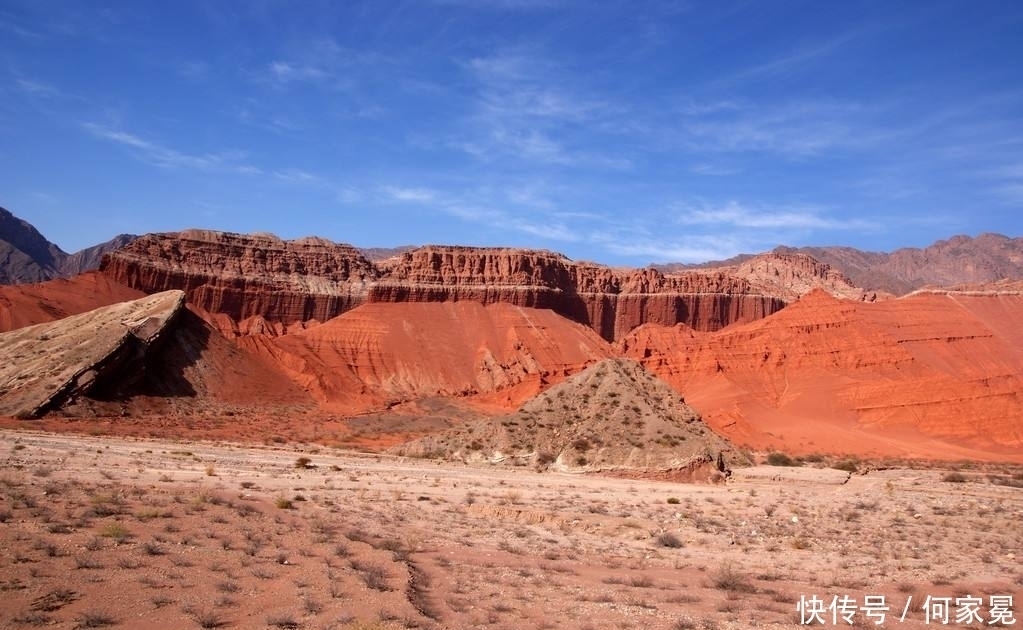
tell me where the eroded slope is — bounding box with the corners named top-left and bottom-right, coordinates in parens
top-left (620, 290), bottom-right (1023, 461)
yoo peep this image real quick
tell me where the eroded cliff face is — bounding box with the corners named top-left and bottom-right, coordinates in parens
top-left (101, 230), bottom-right (379, 333)
top-left (102, 236), bottom-right (790, 340)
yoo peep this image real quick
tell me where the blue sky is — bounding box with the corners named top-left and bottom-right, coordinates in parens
top-left (2, 1), bottom-right (1022, 264)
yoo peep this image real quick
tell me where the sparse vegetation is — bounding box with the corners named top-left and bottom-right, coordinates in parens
top-left (712, 564), bottom-right (756, 593)
top-left (832, 459), bottom-right (859, 473)
top-left (76, 611), bottom-right (117, 628)
top-left (765, 452), bottom-right (798, 467)
top-left (192, 608), bottom-right (227, 629)
top-left (100, 523), bottom-right (132, 543)
top-left (266, 615), bottom-right (300, 629)
top-left (1, 430), bottom-right (1020, 630)
top-left (656, 532), bottom-right (684, 548)
top-left (351, 559), bottom-right (392, 591)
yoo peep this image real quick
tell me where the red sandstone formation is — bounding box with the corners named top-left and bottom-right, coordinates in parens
top-left (6, 227), bottom-right (1019, 464)
top-left (619, 289), bottom-right (1023, 460)
top-left (100, 230), bottom-right (378, 332)
top-left (101, 233), bottom-right (791, 340)
top-left (258, 301), bottom-right (612, 413)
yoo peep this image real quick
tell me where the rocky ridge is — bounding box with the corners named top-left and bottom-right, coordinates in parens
top-left (0, 290), bottom-right (185, 418)
top-left (0, 206), bottom-right (137, 284)
top-left (100, 232), bottom-right (843, 340)
top-left (657, 233), bottom-right (1023, 296)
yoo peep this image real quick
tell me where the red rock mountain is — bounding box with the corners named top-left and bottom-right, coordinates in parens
top-left (619, 289), bottom-right (1023, 461)
top-left (258, 301), bottom-right (612, 413)
top-left (2, 224), bottom-right (1021, 463)
top-left (100, 230), bottom-right (816, 341)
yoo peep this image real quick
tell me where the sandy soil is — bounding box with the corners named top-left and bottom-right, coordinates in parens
top-left (1, 429), bottom-right (1020, 629)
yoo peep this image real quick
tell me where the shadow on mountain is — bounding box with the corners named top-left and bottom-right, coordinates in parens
top-left (88, 308), bottom-right (209, 401)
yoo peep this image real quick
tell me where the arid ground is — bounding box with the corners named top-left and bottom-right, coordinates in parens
top-left (2, 429), bottom-right (1020, 629)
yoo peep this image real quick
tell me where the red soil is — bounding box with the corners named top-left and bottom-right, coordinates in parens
top-left (619, 290), bottom-right (1023, 462)
top-left (261, 301), bottom-right (613, 413)
top-left (0, 272), bottom-right (143, 332)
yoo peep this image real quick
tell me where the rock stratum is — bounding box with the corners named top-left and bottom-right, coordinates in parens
top-left (0, 291), bottom-right (185, 418)
top-left (259, 301), bottom-right (613, 412)
top-left (101, 230), bottom-right (859, 341)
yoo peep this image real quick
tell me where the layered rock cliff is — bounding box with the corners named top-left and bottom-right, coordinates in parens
top-left (101, 229), bottom-right (380, 334)
top-left (101, 233), bottom-right (789, 340)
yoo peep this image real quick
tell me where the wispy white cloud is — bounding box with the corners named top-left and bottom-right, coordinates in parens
top-left (457, 49), bottom-right (630, 168)
top-left (177, 61), bottom-right (211, 80)
top-left (689, 162), bottom-right (738, 176)
top-left (445, 204), bottom-right (581, 242)
top-left (992, 183), bottom-right (1023, 205)
top-left (992, 163), bottom-right (1023, 179)
top-left (721, 33), bottom-right (858, 85)
top-left (976, 160), bottom-right (1023, 206)
top-left (381, 186), bottom-right (438, 203)
top-left (15, 78), bottom-right (60, 97)
top-left (253, 38), bottom-right (390, 91)
top-left (375, 181), bottom-right (582, 243)
top-left (82, 122), bottom-right (263, 175)
top-left (679, 100), bottom-right (875, 157)
top-left (674, 200), bottom-right (876, 231)
top-left (0, 11), bottom-right (43, 39)
top-left (273, 168), bottom-right (322, 184)
top-left (266, 60), bottom-right (328, 84)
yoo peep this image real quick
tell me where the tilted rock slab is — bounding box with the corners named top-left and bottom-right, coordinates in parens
top-left (0, 290), bottom-right (185, 418)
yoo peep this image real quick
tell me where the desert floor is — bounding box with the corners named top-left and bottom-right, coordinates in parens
top-left (1, 429), bottom-right (1020, 630)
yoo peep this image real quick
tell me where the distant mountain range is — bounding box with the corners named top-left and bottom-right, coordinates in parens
top-left (653, 233), bottom-right (1023, 295)
top-left (0, 207), bottom-right (138, 284)
top-left (2, 205), bottom-right (1022, 294)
